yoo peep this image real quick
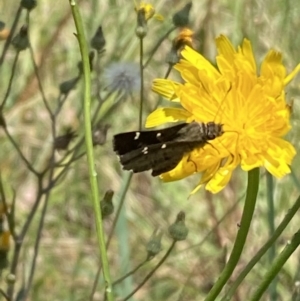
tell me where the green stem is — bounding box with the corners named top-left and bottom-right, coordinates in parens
top-left (112, 258), bottom-right (148, 286)
top-left (143, 26), bottom-right (176, 68)
top-left (249, 229), bottom-right (300, 301)
top-left (139, 36), bottom-right (144, 130)
top-left (69, 1), bottom-right (113, 301)
top-left (1, 52), bottom-right (19, 109)
top-left (120, 241), bottom-right (177, 301)
top-left (204, 168), bottom-right (260, 301)
top-left (27, 12), bottom-right (52, 118)
top-left (0, 5), bottom-right (22, 67)
top-left (266, 172), bottom-right (277, 301)
top-left (90, 173), bottom-right (133, 300)
top-left (222, 194), bottom-right (300, 300)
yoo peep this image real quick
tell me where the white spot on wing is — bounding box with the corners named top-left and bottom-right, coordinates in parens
top-left (142, 147), bottom-right (148, 154)
top-left (156, 133), bottom-right (161, 137)
top-left (161, 144), bottom-right (166, 149)
top-left (134, 132), bottom-right (140, 140)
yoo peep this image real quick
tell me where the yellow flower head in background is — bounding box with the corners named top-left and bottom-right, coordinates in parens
top-left (146, 35), bottom-right (300, 193)
top-left (174, 27), bottom-right (194, 48)
top-left (134, 1), bottom-right (163, 21)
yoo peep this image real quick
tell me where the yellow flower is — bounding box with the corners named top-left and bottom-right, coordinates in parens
top-left (134, 1), bottom-right (163, 21)
top-left (173, 27), bottom-right (194, 48)
top-left (146, 35), bottom-right (300, 193)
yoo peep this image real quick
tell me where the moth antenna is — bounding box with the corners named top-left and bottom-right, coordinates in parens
top-left (206, 83), bottom-right (240, 156)
top-left (197, 77), bottom-right (232, 123)
top-left (213, 83), bottom-right (232, 123)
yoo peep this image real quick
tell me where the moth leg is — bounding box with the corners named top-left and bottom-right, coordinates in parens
top-left (187, 154), bottom-right (198, 173)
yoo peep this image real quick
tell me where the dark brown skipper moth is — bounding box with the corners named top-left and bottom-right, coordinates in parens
top-left (113, 121), bottom-right (223, 176)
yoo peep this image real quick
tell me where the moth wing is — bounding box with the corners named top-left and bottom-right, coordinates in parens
top-left (118, 141), bottom-right (190, 176)
top-left (113, 123), bottom-right (188, 155)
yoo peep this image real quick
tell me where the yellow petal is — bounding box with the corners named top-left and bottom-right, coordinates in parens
top-left (152, 79), bottom-right (180, 101)
top-left (160, 155), bottom-right (197, 181)
top-left (263, 153), bottom-right (291, 178)
top-left (175, 61), bottom-right (202, 86)
top-left (135, 2), bottom-right (156, 20)
top-left (145, 107), bottom-right (192, 128)
top-left (205, 155), bottom-right (239, 193)
top-left (241, 155), bottom-right (262, 171)
top-left (179, 46), bottom-right (221, 81)
top-left (284, 63), bottom-right (300, 86)
top-left (260, 50), bottom-right (286, 81)
top-left (206, 168), bottom-right (233, 193)
top-left (240, 38), bottom-right (256, 73)
top-left (216, 35), bottom-right (236, 63)
top-left (199, 162), bottom-right (221, 183)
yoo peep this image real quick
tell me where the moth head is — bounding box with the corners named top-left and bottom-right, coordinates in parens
top-left (206, 122), bottom-right (224, 140)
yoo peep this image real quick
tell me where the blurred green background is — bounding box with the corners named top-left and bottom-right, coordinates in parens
top-left (0, 0), bottom-right (300, 300)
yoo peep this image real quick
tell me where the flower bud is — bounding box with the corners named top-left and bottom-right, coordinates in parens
top-left (21, 0), bottom-right (37, 10)
top-left (146, 228), bottom-right (163, 259)
top-left (54, 129), bottom-right (77, 150)
top-left (6, 273), bottom-right (16, 284)
top-left (59, 77), bottom-right (79, 95)
top-left (166, 28), bottom-right (194, 65)
top-left (93, 124), bottom-right (110, 146)
top-left (135, 3), bottom-right (155, 23)
top-left (166, 47), bottom-right (180, 66)
top-left (100, 190), bottom-right (114, 218)
top-left (91, 26), bottom-right (106, 52)
top-left (172, 2), bottom-right (192, 27)
top-left (12, 25), bottom-right (29, 51)
top-left (135, 25), bottom-right (148, 39)
top-left (168, 211), bottom-right (188, 241)
top-left (135, 3), bottom-right (155, 38)
top-left (77, 51), bottom-right (95, 74)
